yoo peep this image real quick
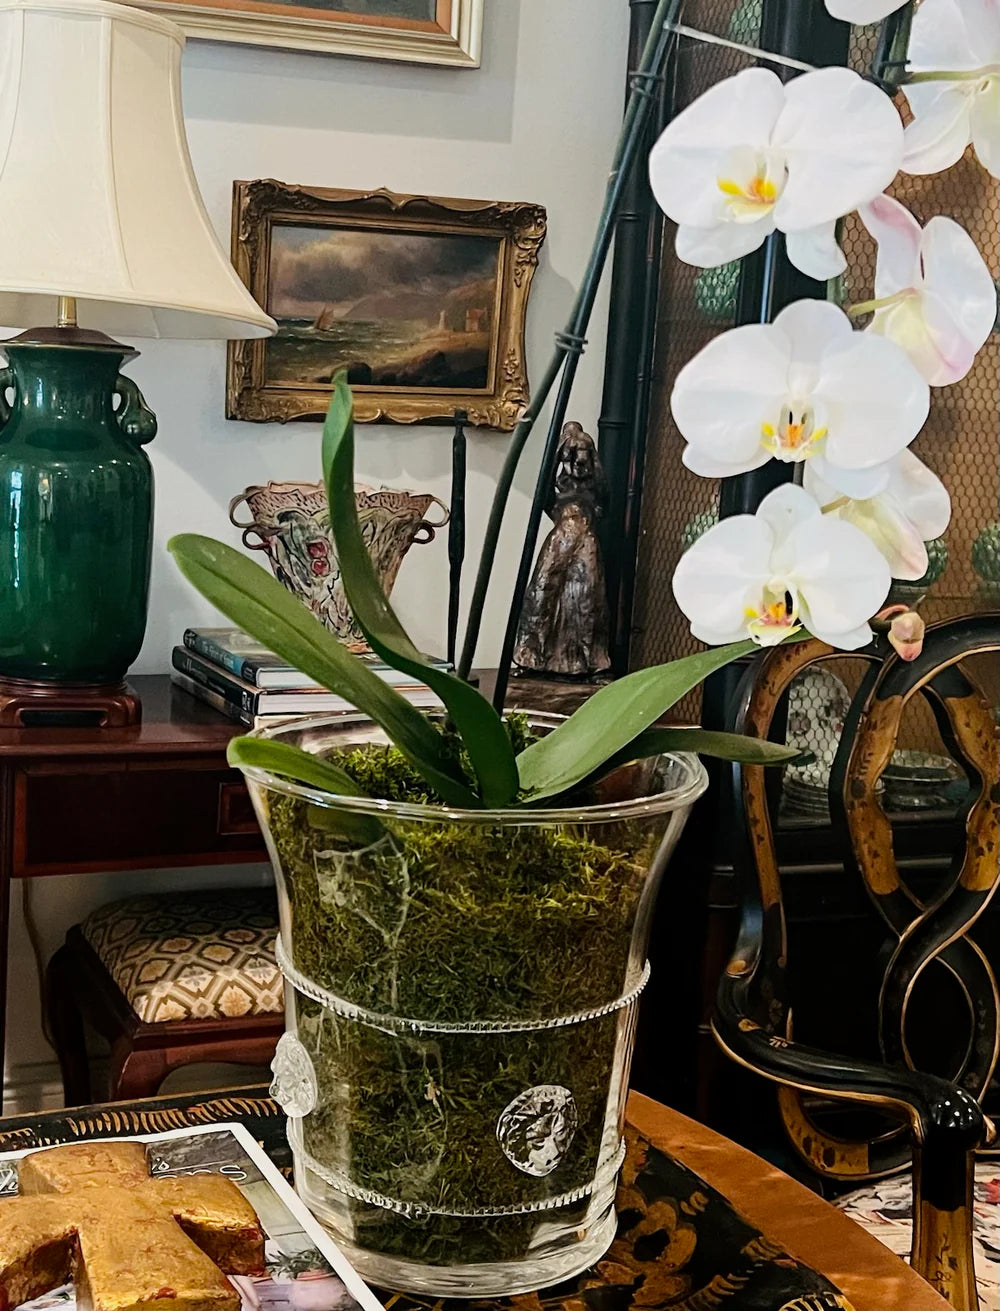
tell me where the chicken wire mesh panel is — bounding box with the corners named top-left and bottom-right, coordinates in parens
top-left (841, 21), bottom-right (1000, 753)
top-left (630, 0), bottom-right (754, 707)
top-left (843, 23), bottom-right (1000, 629)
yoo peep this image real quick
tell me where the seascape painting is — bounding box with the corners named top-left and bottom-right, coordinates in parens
top-left (264, 224), bottom-right (501, 393)
top-left (228, 182), bottom-right (545, 427)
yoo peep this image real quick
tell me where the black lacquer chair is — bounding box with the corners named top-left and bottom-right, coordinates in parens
top-left (714, 613), bottom-right (1000, 1310)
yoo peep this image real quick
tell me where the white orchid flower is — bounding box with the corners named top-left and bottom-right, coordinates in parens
top-left (804, 448), bottom-right (951, 580)
top-left (671, 299), bottom-right (930, 496)
top-left (902, 0), bottom-right (1000, 179)
top-left (648, 66), bottom-right (903, 280)
top-left (858, 195), bottom-right (998, 386)
top-left (824, 0), bottom-right (907, 21)
top-left (672, 483), bottom-right (891, 650)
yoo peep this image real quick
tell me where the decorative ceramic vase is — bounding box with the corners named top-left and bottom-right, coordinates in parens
top-left (918, 536), bottom-right (949, 587)
top-left (694, 261), bottom-right (740, 320)
top-left (230, 482), bottom-right (449, 643)
top-left (781, 667), bottom-right (852, 820)
top-left (890, 535), bottom-right (949, 608)
top-left (681, 508), bottom-right (719, 549)
top-left (245, 713), bottom-right (706, 1297)
top-left (0, 333), bottom-right (156, 684)
top-left (972, 523), bottom-right (1000, 587)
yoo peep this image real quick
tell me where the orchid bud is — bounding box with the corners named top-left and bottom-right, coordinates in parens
top-left (888, 610), bottom-right (926, 662)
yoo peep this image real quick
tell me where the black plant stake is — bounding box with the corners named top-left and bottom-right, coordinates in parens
top-left (454, 0), bottom-right (685, 710)
top-left (871, 1), bottom-right (914, 93)
top-left (447, 408), bottom-right (468, 669)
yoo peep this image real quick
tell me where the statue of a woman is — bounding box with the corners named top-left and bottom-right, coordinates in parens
top-left (513, 422), bottom-right (611, 679)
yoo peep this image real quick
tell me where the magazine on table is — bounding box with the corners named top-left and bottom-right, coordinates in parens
top-left (0, 1121), bottom-right (384, 1311)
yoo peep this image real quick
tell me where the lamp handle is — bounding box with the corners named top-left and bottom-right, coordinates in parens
top-left (115, 375), bottom-right (157, 446)
top-left (0, 367), bottom-right (14, 428)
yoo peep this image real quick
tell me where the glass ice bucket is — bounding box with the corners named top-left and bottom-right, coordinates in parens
top-left (242, 713), bottom-right (707, 1297)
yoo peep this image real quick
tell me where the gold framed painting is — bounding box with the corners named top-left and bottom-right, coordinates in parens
top-left (227, 180), bottom-right (547, 430)
top-left (131, 0), bottom-right (483, 65)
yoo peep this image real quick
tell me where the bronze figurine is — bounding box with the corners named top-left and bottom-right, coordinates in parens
top-left (513, 421), bottom-right (611, 679)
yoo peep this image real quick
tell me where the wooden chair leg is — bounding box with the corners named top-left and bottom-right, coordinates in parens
top-left (911, 1142), bottom-right (979, 1311)
top-left (45, 944), bottom-right (92, 1107)
top-left (109, 1042), bottom-right (170, 1102)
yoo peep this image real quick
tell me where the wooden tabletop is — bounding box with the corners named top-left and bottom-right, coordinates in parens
top-left (0, 676), bottom-right (246, 760)
top-left (630, 1093), bottom-right (950, 1311)
top-left (0, 670), bottom-right (604, 761)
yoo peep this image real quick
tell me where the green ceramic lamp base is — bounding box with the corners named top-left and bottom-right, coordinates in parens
top-left (0, 325), bottom-right (157, 698)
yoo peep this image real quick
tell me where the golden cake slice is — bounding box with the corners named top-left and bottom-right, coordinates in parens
top-left (16, 1141), bottom-right (149, 1193)
top-left (0, 1140), bottom-right (266, 1310)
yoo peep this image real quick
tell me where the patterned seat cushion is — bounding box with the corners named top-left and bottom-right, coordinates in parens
top-left (835, 1159), bottom-right (999, 1310)
top-left (81, 890), bottom-right (283, 1024)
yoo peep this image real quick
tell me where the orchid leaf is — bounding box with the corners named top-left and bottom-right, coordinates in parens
top-left (516, 641), bottom-right (757, 801)
top-left (603, 727), bottom-right (802, 771)
top-left (168, 533), bottom-right (479, 809)
top-left (554, 727), bottom-right (803, 802)
top-left (322, 374), bottom-right (519, 809)
top-left (227, 736), bottom-right (385, 845)
top-left (227, 735), bottom-right (371, 799)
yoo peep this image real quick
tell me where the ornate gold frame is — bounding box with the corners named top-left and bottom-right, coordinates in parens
top-left (134, 0), bottom-right (483, 66)
top-left (227, 181), bottom-right (547, 430)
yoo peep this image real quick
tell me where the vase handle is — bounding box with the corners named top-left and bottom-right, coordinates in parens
top-left (0, 367), bottom-right (14, 429)
top-left (115, 375), bottom-right (157, 446)
top-left (228, 491), bottom-right (275, 551)
top-left (412, 495), bottom-right (451, 545)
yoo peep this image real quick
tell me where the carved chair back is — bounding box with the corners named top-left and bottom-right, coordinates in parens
top-left (725, 613), bottom-right (1000, 1186)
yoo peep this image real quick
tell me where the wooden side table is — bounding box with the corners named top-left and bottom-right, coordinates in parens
top-left (0, 670), bottom-right (601, 1109)
top-left (0, 675), bottom-right (268, 1108)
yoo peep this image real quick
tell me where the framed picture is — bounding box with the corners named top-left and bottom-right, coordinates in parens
top-left (132, 0), bottom-right (484, 65)
top-left (228, 180), bottom-right (547, 430)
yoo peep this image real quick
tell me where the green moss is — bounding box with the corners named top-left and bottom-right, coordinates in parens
top-left (324, 713), bottom-right (538, 806)
top-left (264, 736), bottom-right (661, 1268)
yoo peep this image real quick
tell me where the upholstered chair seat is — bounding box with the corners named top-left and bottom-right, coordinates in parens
top-left (80, 890), bottom-right (283, 1023)
top-left (47, 888), bottom-right (285, 1105)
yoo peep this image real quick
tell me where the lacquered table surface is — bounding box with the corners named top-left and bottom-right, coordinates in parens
top-left (0, 1087), bottom-right (948, 1311)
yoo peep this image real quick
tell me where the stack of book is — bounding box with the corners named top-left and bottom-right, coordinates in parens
top-left (172, 627), bottom-right (444, 726)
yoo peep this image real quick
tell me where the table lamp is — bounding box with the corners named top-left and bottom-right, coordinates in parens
top-left (0, 0), bottom-right (276, 726)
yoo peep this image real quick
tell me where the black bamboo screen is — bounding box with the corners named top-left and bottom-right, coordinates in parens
top-left (631, 0), bottom-right (756, 702)
top-left (631, 8), bottom-right (1000, 727)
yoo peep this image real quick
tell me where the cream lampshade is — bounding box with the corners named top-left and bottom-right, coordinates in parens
top-left (0, 0), bottom-right (275, 726)
top-left (0, 0), bottom-right (276, 339)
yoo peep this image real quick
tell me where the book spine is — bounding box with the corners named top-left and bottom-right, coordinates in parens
top-left (183, 629), bottom-right (253, 682)
top-left (171, 672), bottom-right (252, 726)
top-left (172, 647), bottom-right (260, 716)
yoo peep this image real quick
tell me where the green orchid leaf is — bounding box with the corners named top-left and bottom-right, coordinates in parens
top-left (607, 727), bottom-right (803, 768)
top-left (227, 735), bottom-right (372, 798)
top-left (168, 533), bottom-right (479, 809)
top-left (322, 374), bottom-right (519, 809)
top-left (532, 727), bottom-right (802, 805)
top-left (571, 727), bottom-right (804, 797)
top-left (516, 640), bottom-right (757, 801)
top-left (226, 735), bottom-right (385, 845)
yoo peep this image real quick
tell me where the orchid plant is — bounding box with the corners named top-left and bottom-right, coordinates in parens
top-left (650, 0), bottom-right (999, 651)
top-left (822, 0), bottom-right (1000, 184)
top-left (168, 0), bottom-right (997, 812)
top-left (169, 376), bottom-right (798, 812)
